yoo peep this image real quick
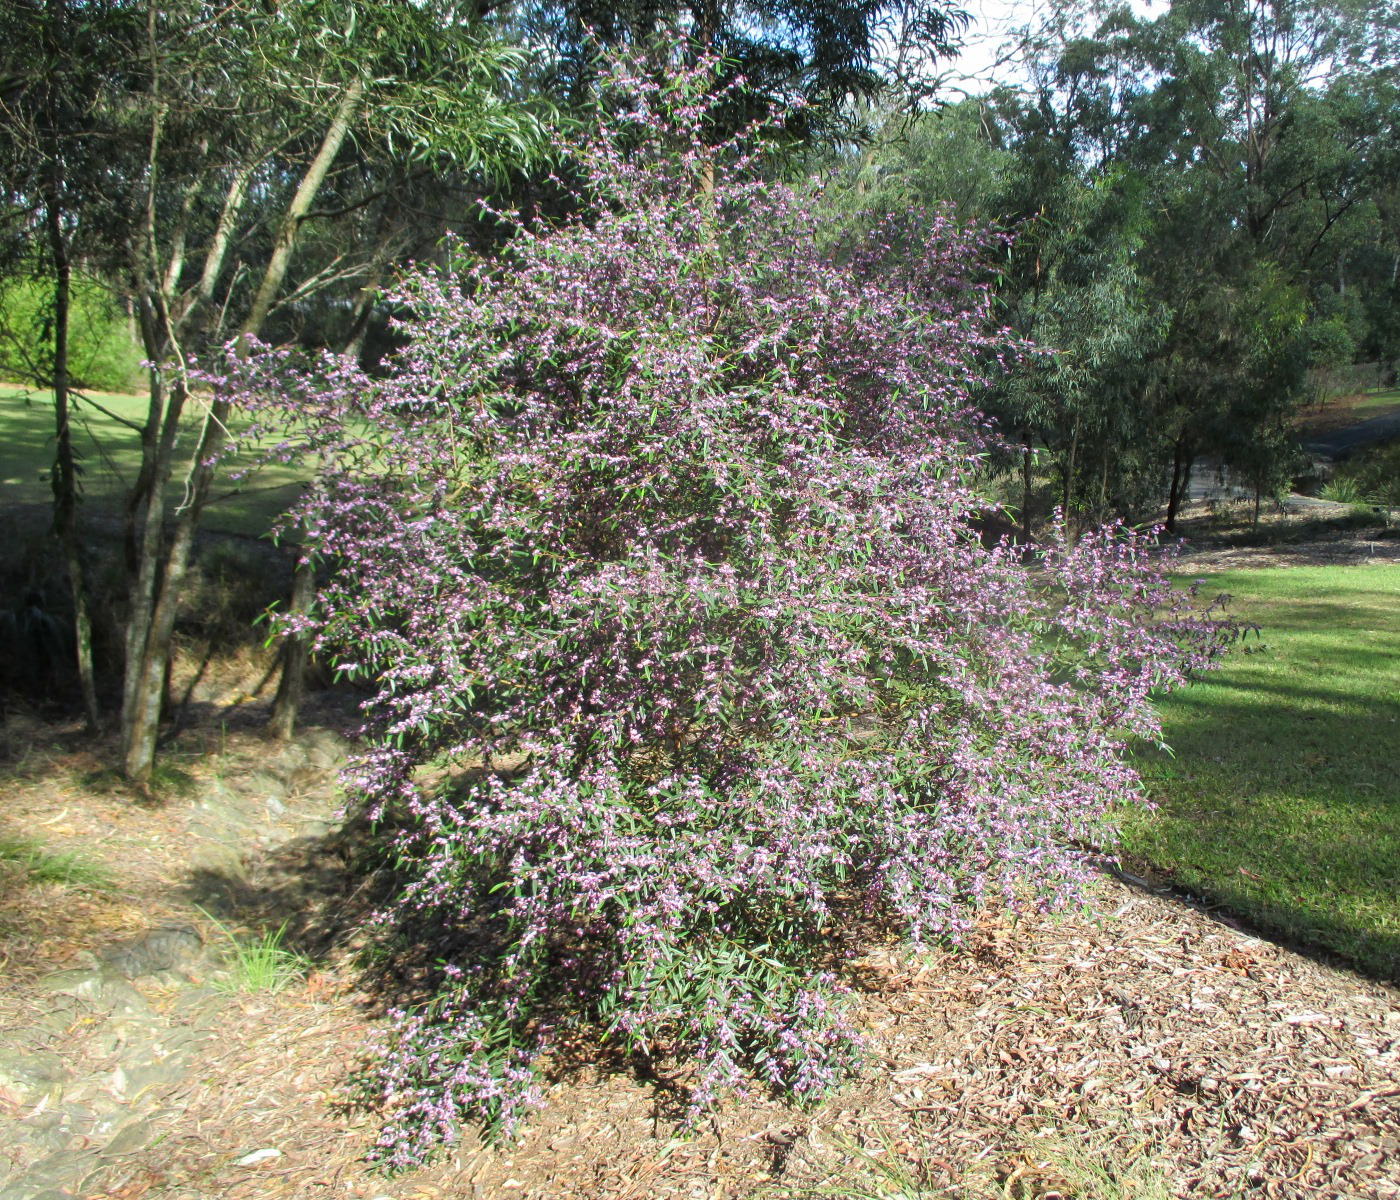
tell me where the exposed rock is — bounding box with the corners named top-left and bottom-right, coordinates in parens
top-left (100, 924), bottom-right (203, 979)
top-left (35, 967), bottom-right (106, 999)
top-left (101, 1117), bottom-right (156, 1157)
top-left (187, 839), bottom-right (247, 881)
top-left (0, 1048), bottom-right (69, 1106)
top-left (301, 727), bottom-right (350, 770)
top-left (0, 1187), bottom-right (77, 1200)
top-left (241, 768), bottom-right (290, 804)
top-left (7, 1113), bottom-right (70, 1157)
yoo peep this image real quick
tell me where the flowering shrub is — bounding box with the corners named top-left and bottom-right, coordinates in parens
top-left (222, 54), bottom-right (1231, 1168)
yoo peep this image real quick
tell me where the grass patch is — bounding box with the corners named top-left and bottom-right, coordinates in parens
top-left (0, 834), bottom-right (115, 890)
top-left (1352, 386), bottom-right (1400, 415)
top-left (1125, 564), bottom-right (1400, 980)
top-left (202, 912), bottom-right (312, 994)
top-left (0, 382), bottom-right (307, 537)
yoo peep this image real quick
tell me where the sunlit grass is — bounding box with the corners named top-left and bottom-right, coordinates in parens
top-left (201, 910), bottom-right (312, 994)
top-left (0, 382), bottom-right (306, 536)
top-left (1126, 565), bottom-right (1400, 980)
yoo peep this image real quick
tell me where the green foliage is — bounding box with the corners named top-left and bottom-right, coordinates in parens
top-left (1320, 476), bottom-right (1366, 504)
top-left (0, 276), bottom-right (142, 393)
top-left (1328, 442), bottom-right (1400, 508)
top-left (833, 0), bottom-right (1398, 531)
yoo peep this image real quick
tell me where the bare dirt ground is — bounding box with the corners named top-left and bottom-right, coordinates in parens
top-left (2, 523), bottom-right (1398, 1200)
top-left (1171, 499), bottom-right (1400, 572)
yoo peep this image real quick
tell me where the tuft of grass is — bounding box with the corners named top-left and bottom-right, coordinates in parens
top-left (1327, 441), bottom-right (1400, 510)
top-left (201, 911), bottom-right (312, 994)
top-left (1126, 564), bottom-right (1400, 981)
top-left (766, 1134), bottom-right (941, 1199)
top-left (1319, 476), bottom-right (1364, 504)
top-left (988, 1141), bottom-right (1173, 1200)
top-left (0, 834), bottom-right (115, 890)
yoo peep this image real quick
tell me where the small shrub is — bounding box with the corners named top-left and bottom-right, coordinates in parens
top-left (221, 50), bottom-right (1232, 1167)
top-left (1320, 476), bottom-right (1364, 504)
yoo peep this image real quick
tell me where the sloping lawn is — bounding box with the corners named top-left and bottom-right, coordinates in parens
top-left (0, 383), bottom-right (305, 537)
top-left (1351, 385), bottom-right (1400, 415)
top-left (1125, 564), bottom-right (1400, 981)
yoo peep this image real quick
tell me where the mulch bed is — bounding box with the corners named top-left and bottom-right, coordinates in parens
top-left (75, 874), bottom-right (1399, 1200)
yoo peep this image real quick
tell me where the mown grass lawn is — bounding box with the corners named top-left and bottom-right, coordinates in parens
top-left (0, 383), bottom-right (305, 537)
top-left (1353, 385), bottom-right (1400, 414)
top-left (1125, 564), bottom-right (1400, 981)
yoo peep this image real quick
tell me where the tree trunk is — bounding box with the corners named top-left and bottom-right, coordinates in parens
top-left (120, 77), bottom-right (364, 784)
top-left (1021, 442), bottom-right (1033, 546)
top-left (342, 258), bottom-right (387, 364)
top-left (242, 77), bottom-right (364, 344)
top-left (45, 191), bottom-right (99, 732)
top-left (1165, 438), bottom-right (1193, 534)
top-left (1063, 415), bottom-right (1080, 539)
top-left (268, 552), bottom-right (315, 741)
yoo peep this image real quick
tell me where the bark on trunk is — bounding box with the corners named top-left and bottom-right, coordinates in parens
top-left (268, 553), bottom-right (315, 741)
top-left (120, 76), bottom-right (364, 784)
top-left (1063, 416), bottom-right (1080, 540)
top-left (1021, 443), bottom-right (1034, 546)
top-left (45, 192), bottom-right (100, 731)
top-left (242, 78), bottom-right (364, 344)
top-left (1165, 438), bottom-right (1193, 534)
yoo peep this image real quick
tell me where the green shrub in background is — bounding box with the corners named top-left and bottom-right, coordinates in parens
top-left (0, 275), bottom-right (143, 394)
top-left (1329, 442), bottom-right (1400, 509)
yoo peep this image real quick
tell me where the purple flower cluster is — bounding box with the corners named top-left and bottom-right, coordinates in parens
top-left (218, 51), bottom-right (1232, 1169)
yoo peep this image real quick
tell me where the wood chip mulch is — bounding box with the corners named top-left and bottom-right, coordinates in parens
top-left (84, 875), bottom-right (1399, 1200)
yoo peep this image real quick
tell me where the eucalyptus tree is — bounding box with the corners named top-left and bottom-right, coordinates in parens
top-left (0, 0), bottom-right (137, 728)
top-left (512, 0), bottom-right (973, 140)
top-left (980, 0), bottom-right (1397, 527)
top-left (0, 0), bottom-right (553, 783)
top-left (113, 0), bottom-right (555, 783)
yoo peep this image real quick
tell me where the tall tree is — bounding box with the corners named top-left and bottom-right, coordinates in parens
top-left (513, 0), bottom-right (971, 139)
top-left (3, 0), bottom-right (552, 782)
top-left (0, 0), bottom-right (132, 727)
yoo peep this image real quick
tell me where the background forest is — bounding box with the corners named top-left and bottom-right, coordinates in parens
top-left (3, 0), bottom-right (1397, 774)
